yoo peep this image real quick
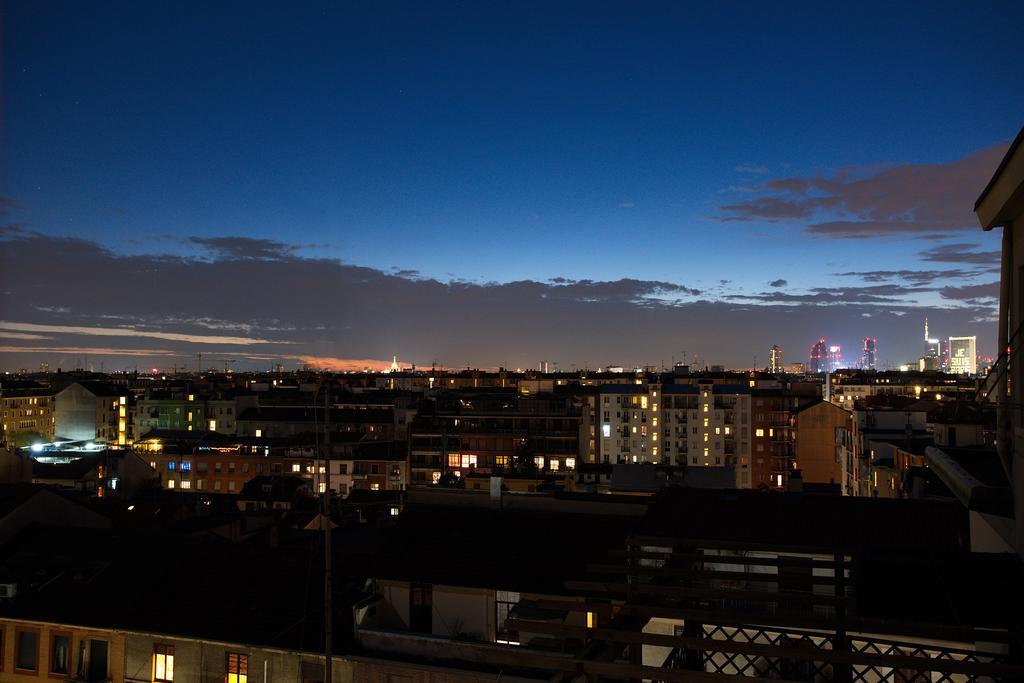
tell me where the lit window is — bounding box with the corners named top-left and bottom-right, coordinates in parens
top-left (703, 404), bottom-right (709, 413)
top-left (641, 396), bottom-right (648, 409)
top-left (390, 506), bottom-right (400, 516)
top-left (209, 419), bottom-right (217, 431)
top-left (703, 433), bottom-right (709, 442)
top-left (370, 483), bottom-right (380, 490)
top-left (724, 427), bottom-right (731, 435)
top-left (566, 458), bottom-right (576, 470)
top-left (533, 456), bottom-right (545, 469)
top-left (715, 427), bottom-right (721, 435)
top-left (226, 653), bottom-right (247, 683)
top-left (769, 428), bottom-right (774, 437)
top-left (601, 424), bottom-right (611, 438)
top-left (494, 455), bottom-right (509, 467)
top-left (549, 460), bottom-right (559, 471)
top-left (448, 454), bottom-right (460, 467)
top-left (431, 471), bottom-right (441, 484)
top-left (755, 429), bottom-right (765, 437)
top-left (255, 429), bottom-right (262, 438)
top-left (187, 394), bottom-right (195, 402)
top-left (703, 448), bottom-right (709, 457)
top-left (291, 463), bottom-right (301, 472)
top-left (187, 412), bottom-right (193, 422)
top-left (586, 611), bottom-right (597, 629)
top-left (703, 418), bottom-right (709, 427)
top-left (318, 482), bottom-right (326, 493)
top-left (167, 480), bottom-right (175, 489)
top-left (180, 480), bottom-right (191, 489)
top-left (154, 645), bottom-right (174, 682)
top-left (652, 418), bottom-right (658, 427)
top-left (119, 396), bottom-right (127, 406)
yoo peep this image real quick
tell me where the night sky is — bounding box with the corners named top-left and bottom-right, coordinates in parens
top-left (2, 2), bottom-right (1022, 372)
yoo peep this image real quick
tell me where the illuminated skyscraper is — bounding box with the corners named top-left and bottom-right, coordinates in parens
top-left (924, 318), bottom-right (940, 360)
top-left (768, 345), bottom-right (783, 374)
top-left (948, 336), bottom-right (977, 375)
top-left (861, 337), bottom-right (877, 370)
top-left (809, 339), bottom-right (841, 373)
top-left (809, 338), bottom-right (827, 374)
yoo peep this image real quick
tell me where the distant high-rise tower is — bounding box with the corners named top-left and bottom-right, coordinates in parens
top-left (861, 337), bottom-right (877, 370)
top-left (948, 336), bottom-right (977, 375)
top-left (810, 338), bottom-right (843, 373)
top-left (809, 338), bottom-right (829, 374)
top-left (769, 345), bottom-right (783, 374)
top-left (924, 317), bottom-right (940, 360)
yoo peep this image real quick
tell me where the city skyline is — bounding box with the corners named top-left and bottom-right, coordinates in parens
top-left (3, 2), bottom-right (1022, 371)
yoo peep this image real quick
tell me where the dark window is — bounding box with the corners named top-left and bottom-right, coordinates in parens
top-left (16, 630), bottom-right (37, 671)
top-left (495, 590), bottom-right (521, 643)
top-left (88, 639), bottom-right (108, 681)
top-left (51, 634), bottom-right (70, 674)
top-left (409, 583), bottom-right (432, 634)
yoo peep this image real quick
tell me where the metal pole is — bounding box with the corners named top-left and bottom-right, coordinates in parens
top-left (997, 226), bottom-right (1013, 480)
top-left (323, 382), bottom-right (333, 683)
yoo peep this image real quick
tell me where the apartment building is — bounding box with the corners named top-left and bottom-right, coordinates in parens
top-left (54, 381), bottom-right (129, 445)
top-left (133, 431), bottom-right (317, 494)
top-left (794, 400), bottom-right (858, 495)
top-left (0, 389), bottom-right (55, 446)
top-left (408, 391), bottom-right (581, 485)
top-left (597, 383), bottom-right (753, 488)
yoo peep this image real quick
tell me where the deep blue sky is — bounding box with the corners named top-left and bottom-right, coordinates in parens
top-left (1, 2), bottom-right (1022, 371)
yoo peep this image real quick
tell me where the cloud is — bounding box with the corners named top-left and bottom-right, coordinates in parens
top-left (0, 196), bottom-right (26, 216)
top-left (618, 201), bottom-right (635, 209)
top-left (0, 321), bottom-right (284, 346)
top-left (834, 269), bottom-right (986, 284)
top-left (718, 143), bottom-right (1009, 238)
top-left (0, 332), bottom-right (52, 340)
top-left (287, 355), bottom-right (397, 371)
top-left (918, 243), bottom-right (1001, 265)
top-left (0, 230), bottom-right (997, 370)
top-left (939, 281), bottom-right (1000, 305)
top-left (768, 279), bottom-right (788, 288)
top-left (0, 346), bottom-right (179, 357)
top-left (726, 284), bottom-right (935, 305)
top-left (735, 164), bottom-right (769, 174)
top-left (188, 236), bottom-right (298, 261)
